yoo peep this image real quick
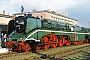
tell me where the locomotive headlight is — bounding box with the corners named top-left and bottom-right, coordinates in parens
top-left (9, 38), bottom-right (11, 39)
top-left (20, 37), bottom-right (22, 40)
top-left (16, 21), bottom-right (19, 23)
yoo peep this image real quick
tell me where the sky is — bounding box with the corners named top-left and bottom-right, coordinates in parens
top-left (0, 0), bottom-right (90, 27)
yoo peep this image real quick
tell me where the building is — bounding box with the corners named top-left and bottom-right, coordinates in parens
top-left (13, 12), bottom-right (31, 17)
top-left (0, 14), bottom-right (15, 34)
top-left (32, 9), bottom-right (78, 26)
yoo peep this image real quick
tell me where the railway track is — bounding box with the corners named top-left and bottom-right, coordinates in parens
top-left (0, 51), bottom-right (39, 60)
top-left (0, 43), bottom-right (90, 60)
top-left (35, 43), bottom-right (90, 60)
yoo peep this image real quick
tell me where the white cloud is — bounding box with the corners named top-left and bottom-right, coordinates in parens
top-left (0, 0), bottom-right (90, 14)
top-left (0, 0), bottom-right (79, 15)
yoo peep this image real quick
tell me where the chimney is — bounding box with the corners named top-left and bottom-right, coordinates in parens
top-left (3, 10), bottom-right (5, 15)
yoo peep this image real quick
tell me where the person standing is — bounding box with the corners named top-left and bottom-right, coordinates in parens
top-left (4, 34), bottom-right (7, 42)
top-left (1, 33), bottom-right (5, 48)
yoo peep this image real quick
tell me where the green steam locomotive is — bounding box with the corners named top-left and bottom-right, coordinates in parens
top-left (6, 14), bottom-right (90, 52)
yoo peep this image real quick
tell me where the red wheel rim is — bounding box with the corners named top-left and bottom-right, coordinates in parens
top-left (58, 40), bottom-right (63, 47)
top-left (59, 42), bottom-right (63, 47)
top-left (66, 43), bottom-right (70, 46)
top-left (51, 44), bottom-right (57, 48)
top-left (24, 43), bottom-right (31, 52)
top-left (43, 44), bottom-right (49, 50)
top-left (19, 46), bottom-right (22, 52)
top-left (36, 46), bottom-right (41, 50)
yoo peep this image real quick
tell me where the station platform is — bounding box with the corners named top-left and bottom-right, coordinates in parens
top-left (0, 46), bottom-right (8, 53)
